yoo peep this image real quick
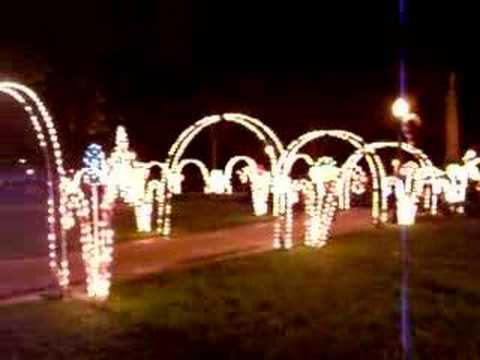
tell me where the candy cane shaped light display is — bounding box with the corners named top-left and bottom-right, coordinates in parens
top-left (161, 113), bottom-right (284, 236)
top-left (273, 130), bottom-right (383, 250)
top-left (0, 82), bottom-right (70, 289)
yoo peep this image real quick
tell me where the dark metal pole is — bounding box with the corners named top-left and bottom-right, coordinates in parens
top-left (210, 125), bottom-right (217, 169)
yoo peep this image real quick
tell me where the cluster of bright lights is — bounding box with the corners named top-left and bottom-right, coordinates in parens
top-left (106, 126), bottom-right (149, 204)
top-left (384, 165), bottom-right (420, 226)
top-left (224, 156), bottom-right (258, 194)
top-left (237, 164), bottom-right (272, 216)
top-left (103, 127), bottom-right (167, 234)
top-left (136, 180), bottom-right (166, 233)
top-left (208, 169), bottom-right (227, 194)
top-left (304, 158), bottom-right (341, 247)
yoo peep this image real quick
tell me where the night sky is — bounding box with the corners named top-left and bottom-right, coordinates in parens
top-left (0, 1), bottom-right (478, 165)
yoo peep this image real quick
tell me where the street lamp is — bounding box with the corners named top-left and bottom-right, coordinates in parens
top-left (392, 97), bottom-right (410, 121)
top-left (391, 97), bottom-right (411, 176)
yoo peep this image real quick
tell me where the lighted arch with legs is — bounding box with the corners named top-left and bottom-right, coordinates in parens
top-left (0, 82), bottom-right (70, 288)
top-left (273, 130), bottom-right (383, 249)
top-left (224, 155), bottom-right (258, 194)
top-left (176, 158), bottom-right (211, 193)
top-left (367, 141), bottom-right (434, 218)
top-left (161, 113), bottom-right (284, 236)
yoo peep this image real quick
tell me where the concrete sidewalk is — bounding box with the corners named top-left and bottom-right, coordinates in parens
top-left (0, 209), bottom-right (373, 301)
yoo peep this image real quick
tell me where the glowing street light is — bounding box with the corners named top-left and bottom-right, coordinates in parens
top-left (391, 97), bottom-right (410, 121)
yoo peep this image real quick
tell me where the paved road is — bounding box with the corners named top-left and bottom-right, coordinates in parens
top-left (0, 209), bottom-right (373, 300)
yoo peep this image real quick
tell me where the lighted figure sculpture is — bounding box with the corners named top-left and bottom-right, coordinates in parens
top-left (367, 142), bottom-right (434, 221)
top-left (208, 169), bottom-right (227, 194)
top-left (105, 126), bottom-right (169, 233)
top-left (224, 156), bottom-right (258, 194)
top-left (384, 149), bottom-right (480, 220)
top-left (237, 165), bottom-right (272, 216)
top-left (388, 177), bottom-right (418, 226)
top-left (107, 126), bottom-right (150, 205)
top-left (223, 155), bottom-right (271, 216)
top-left (0, 82), bottom-right (70, 289)
top-left (439, 150), bottom-right (480, 214)
top-left (161, 113), bottom-right (284, 236)
top-left (384, 161), bottom-right (423, 225)
top-left (302, 158), bottom-right (341, 248)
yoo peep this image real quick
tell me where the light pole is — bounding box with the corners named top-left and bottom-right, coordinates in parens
top-left (391, 96), bottom-right (413, 360)
top-left (392, 97), bottom-right (411, 174)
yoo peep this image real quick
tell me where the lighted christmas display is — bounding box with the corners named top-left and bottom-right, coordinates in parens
top-left (2, 78), bottom-right (479, 302)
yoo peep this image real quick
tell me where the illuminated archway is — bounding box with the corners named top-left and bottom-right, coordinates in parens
top-left (0, 82), bottom-right (69, 288)
top-left (273, 130), bottom-right (383, 249)
top-left (341, 147), bottom-right (388, 221)
top-left (368, 142), bottom-right (433, 169)
top-left (176, 158), bottom-right (210, 193)
top-left (161, 113), bottom-right (284, 236)
top-left (166, 114), bottom-right (284, 171)
top-left (289, 153), bottom-right (315, 168)
top-left (224, 155), bottom-right (258, 194)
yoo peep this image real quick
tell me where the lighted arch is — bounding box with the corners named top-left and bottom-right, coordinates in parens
top-left (162, 113), bottom-right (284, 236)
top-left (287, 153), bottom-right (315, 179)
top-left (368, 142), bottom-right (433, 169)
top-left (146, 161), bottom-right (167, 173)
top-left (166, 113), bottom-right (284, 170)
top-left (0, 81), bottom-right (69, 288)
top-left (273, 130), bottom-right (383, 249)
top-left (177, 158), bottom-right (211, 193)
top-left (341, 147), bottom-right (387, 220)
top-left (278, 130), bottom-right (369, 176)
top-left (224, 155), bottom-right (258, 194)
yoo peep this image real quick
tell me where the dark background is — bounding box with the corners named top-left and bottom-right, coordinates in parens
top-left (0, 0), bottom-right (478, 167)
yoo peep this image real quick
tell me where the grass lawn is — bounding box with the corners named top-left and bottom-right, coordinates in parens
top-left (114, 194), bottom-right (272, 242)
top-left (1, 218), bottom-right (480, 359)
